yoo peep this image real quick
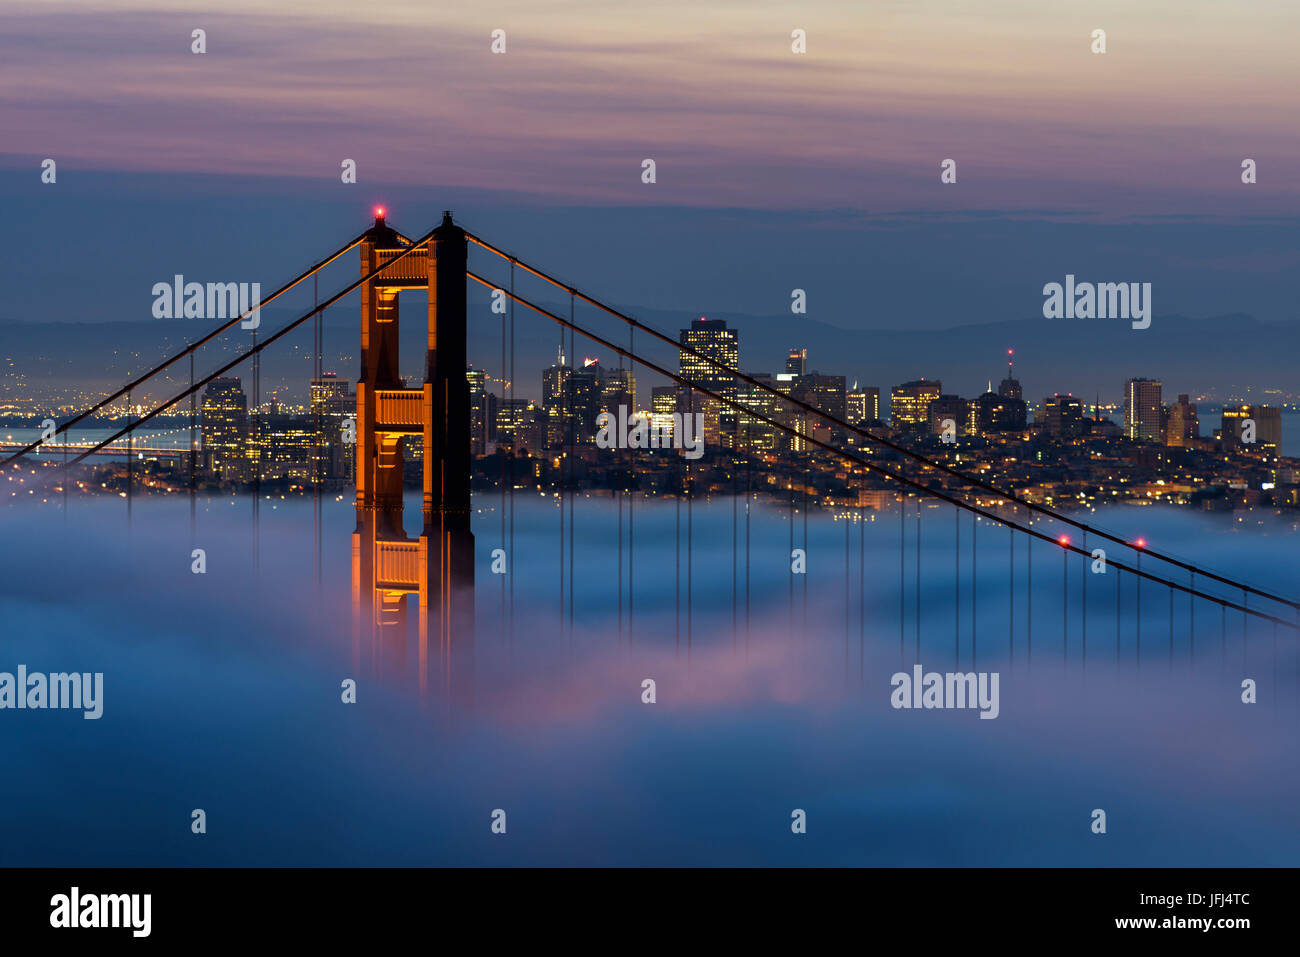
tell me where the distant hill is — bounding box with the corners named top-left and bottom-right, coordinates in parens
top-left (1, 308), bottom-right (1293, 408)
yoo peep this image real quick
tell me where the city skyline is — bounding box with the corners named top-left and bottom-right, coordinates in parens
top-left (11, 302), bottom-right (1289, 525)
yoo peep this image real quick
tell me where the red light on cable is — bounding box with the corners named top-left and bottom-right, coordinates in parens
top-left (1135, 537), bottom-right (1146, 548)
top-left (1058, 534), bottom-right (1070, 547)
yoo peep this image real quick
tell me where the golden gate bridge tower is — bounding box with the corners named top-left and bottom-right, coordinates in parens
top-left (351, 210), bottom-right (474, 690)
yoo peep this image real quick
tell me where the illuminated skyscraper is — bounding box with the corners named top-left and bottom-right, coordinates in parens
top-left (651, 386), bottom-right (678, 442)
top-left (785, 348), bottom-right (806, 378)
top-left (891, 379), bottom-right (941, 431)
top-left (846, 385), bottom-right (880, 424)
top-left (310, 372), bottom-right (351, 479)
top-left (200, 376), bottom-right (249, 480)
top-left (736, 372), bottom-right (781, 451)
top-left (600, 366), bottom-right (636, 413)
top-left (256, 411), bottom-right (315, 481)
top-left (542, 345), bottom-right (571, 448)
top-left (678, 317), bottom-right (739, 402)
top-left (787, 371), bottom-right (846, 448)
top-left (466, 367), bottom-right (488, 455)
top-left (567, 359), bottom-right (602, 444)
top-left (543, 345), bottom-right (570, 406)
top-left (496, 399), bottom-right (542, 454)
top-left (1123, 378), bottom-right (1163, 442)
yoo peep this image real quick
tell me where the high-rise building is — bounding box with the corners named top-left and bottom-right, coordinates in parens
top-left (797, 373), bottom-right (847, 423)
top-left (1165, 394), bottom-right (1199, 448)
top-left (678, 317), bottom-right (739, 445)
top-left (785, 371), bottom-right (845, 450)
top-left (542, 346), bottom-right (573, 448)
top-left (1222, 404), bottom-right (1282, 451)
top-left (256, 411), bottom-right (315, 480)
top-left (998, 349), bottom-right (1023, 401)
top-left (698, 395), bottom-right (724, 447)
top-left (1041, 394), bottom-right (1086, 439)
top-left (846, 391), bottom-right (865, 425)
top-left (973, 387), bottom-right (1027, 435)
top-left (496, 399), bottom-right (542, 454)
top-left (466, 367), bottom-right (488, 455)
top-left (928, 394), bottom-right (970, 437)
top-left (846, 385), bottom-right (880, 425)
top-left (890, 379), bottom-right (941, 431)
top-left (1124, 378), bottom-right (1163, 442)
top-left (201, 377), bottom-right (249, 480)
top-left (679, 317), bottom-right (739, 401)
top-left (650, 386), bottom-right (678, 442)
top-left (310, 372), bottom-right (352, 480)
top-left (543, 345), bottom-right (570, 408)
top-left (736, 372), bottom-right (782, 451)
top-left (568, 358), bottom-right (602, 444)
top-left (599, 366), bottom-right (636, 414)
top-left (784, 348), bottom-right (806, 378)
top-left (971, 353), bottom-right (1029, 433)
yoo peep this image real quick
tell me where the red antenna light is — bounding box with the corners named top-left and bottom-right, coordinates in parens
top-left (1058, 534), bottom-right (1070, 547)
top-left (374, 206), bottom-right (386, 219)
top-left (1135, 537), bottom-right (1147, 548)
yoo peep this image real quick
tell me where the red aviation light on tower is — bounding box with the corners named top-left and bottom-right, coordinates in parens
top-left (1058, 534), bottom-right (1070, 547)
top-left (1134, 537), bottom-right (1147, 549)
top-left (374, 206), bottom-right (386, 221)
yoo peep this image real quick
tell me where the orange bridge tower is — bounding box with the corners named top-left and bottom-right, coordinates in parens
top-left (351, 210), bottom-right (474, 691)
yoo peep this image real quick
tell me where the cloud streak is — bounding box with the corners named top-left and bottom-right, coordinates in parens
top-left (3, 1), bottom-right (1299, 211)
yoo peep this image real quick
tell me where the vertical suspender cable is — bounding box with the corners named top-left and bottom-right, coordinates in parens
top-left (914, 496), bottom-right (920, 661)
top-left (568, 295), bottom-right (575, 640)
top-left (126, 389), bottom-right (132, 522)
top-left (509, 260), bottom-right (515, 644)
top-left (500, 265), bottom-right (507, 638)
top-left (190, 352), bottom-right (196, 533)
top-left (687, 390), bottom-right (693, 656)
top-left (628, 323), bottom-right (634, 650)
top-left (1009, 521), bottom-right (1014, 666)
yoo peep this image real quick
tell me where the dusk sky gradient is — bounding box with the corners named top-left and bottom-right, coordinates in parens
top-left (3, 0), bottom-right (1299, 333)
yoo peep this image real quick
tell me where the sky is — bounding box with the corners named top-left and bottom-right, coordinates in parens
top-left (2, 0), bottom-right (1299, 331)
